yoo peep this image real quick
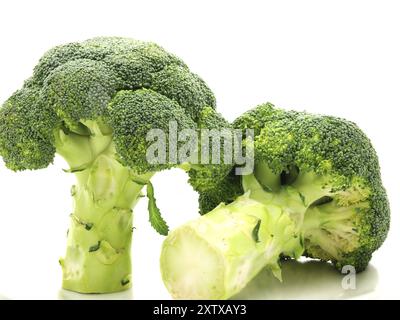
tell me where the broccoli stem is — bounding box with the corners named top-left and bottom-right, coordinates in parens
top-left (160, 173), bottom-right (336, 299)
top-left (161, 167), bottom-right (368, 299)
top-left (242, 174), bottom-right (309, 228)
top-left (60, 154), bottom-right (143, 293)
top-left (160, 195), bottom-right (303, 299)
top-left (55, 124), bottom-right (152, 293)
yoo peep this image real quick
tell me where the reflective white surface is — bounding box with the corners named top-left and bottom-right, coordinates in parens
top-left (57, 260), bottom-right (379, 300)
top-left (233, 260), bottom-right (378, 300)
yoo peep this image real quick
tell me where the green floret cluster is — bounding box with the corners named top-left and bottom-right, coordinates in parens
top-left (0, 87), bottom-right (58, 170)
top-left (1, 37), bottom-right (224, 175)
top-left (107, 89), bottom-right (196, 173)
top-left (233, 103), bottom-right (389, 271)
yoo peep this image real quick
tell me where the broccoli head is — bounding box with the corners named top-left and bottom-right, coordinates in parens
top-left (161, 102), bottom-right (390, 299)
top-left (0, 37), bottom-right (232, 293)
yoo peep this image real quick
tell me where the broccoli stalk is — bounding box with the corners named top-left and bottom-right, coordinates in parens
top-left (161, 192), bottom-right (302, 299)
top-left (161, 172), bottom-right (359, 299)
top-left (54, 121), bottom-right (149, 293)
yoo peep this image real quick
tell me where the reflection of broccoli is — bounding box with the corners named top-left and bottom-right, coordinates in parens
top-left (0, 37), bottom-right (231, 293)
top-left (161, 103), bottom-right (390, 299)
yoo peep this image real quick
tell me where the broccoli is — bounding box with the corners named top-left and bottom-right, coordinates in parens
top-left (0, 37), bottom-right (231, 293)
top-left (160, 102), bottom-right (390, 299)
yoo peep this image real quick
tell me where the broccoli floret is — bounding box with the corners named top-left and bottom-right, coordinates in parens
top-left (197, 170), bottom-right (243, 213)
top-left (107, 89), bottom-right (197, 173)
top-left (161, 102), bottom-right (390, 299)
top-left (235, 103), bottom-right (389, 271)
top-left (187, 106), bottom-right (234, 193)
top-left (0, 37), bottom-right (232, 294)
top-left (0, 88), bottom-right (58, 171)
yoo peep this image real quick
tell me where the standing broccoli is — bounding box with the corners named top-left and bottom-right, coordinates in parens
top-left (160, 103), bottom-right (390, 299)
top-left (0, 37), bottom-right (231, 293)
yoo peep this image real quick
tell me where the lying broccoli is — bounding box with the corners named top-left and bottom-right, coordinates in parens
top-left (0, 37), bottom-right (231, 293)
top-left (160, 103), bottom-right (390, 299)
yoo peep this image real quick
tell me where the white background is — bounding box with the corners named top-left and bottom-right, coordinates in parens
top-left (0, 0), bottom-right (399, 299)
